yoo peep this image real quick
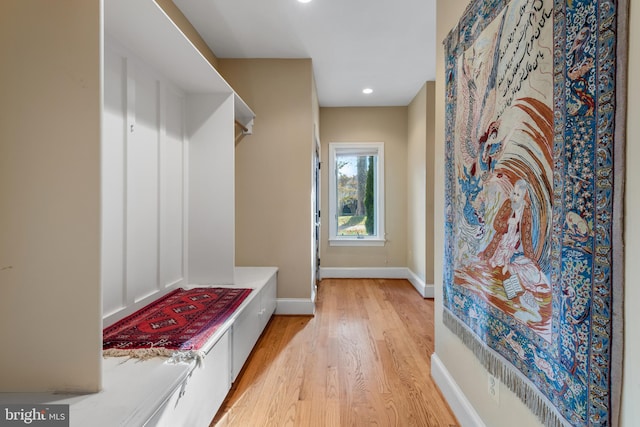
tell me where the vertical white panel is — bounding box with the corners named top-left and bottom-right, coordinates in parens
top-left (160, 86), bottom-right (185, 288)
top-left (126, 62), bottom-right (160, 302)
top-left (187, 94), bottom-right (235, 285)
top-left (102, 46), bottom-right (127, 316)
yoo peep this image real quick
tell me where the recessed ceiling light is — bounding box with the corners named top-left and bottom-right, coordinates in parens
top-left (362, 88), bottom-right (373, 94)
top-left (298, 0), bottom-right (312, 3)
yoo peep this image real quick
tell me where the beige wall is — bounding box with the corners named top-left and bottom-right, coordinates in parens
top-left (435, 0), bottom-right (637, 426)
top-left (217, 59), bottom-right (315, 300)
top-left (407, 82), bottom-right (436, 284)
top-left (407, 85), bottom-right (427, 281)
top-left (319, 107), bottom-right (408, 269)
top-left (0, 0), bottom-right (102, 392)
top-left (425, 83), bottom-right (436, 286)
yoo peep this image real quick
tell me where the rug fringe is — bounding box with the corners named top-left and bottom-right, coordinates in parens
top-left (443, 309), bottom-right (570, 427)
top-left (169, 349), bottom-right (206, 367)
top-left (103, 347), bottom-right (175, 360)
top-left (103, 347), bottom-right (205, 365)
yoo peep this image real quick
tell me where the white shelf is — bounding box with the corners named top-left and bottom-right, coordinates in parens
top-left (104, 0), bottom-right (254, 127)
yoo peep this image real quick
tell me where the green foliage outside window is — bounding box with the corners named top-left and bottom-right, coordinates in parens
top-left (364, 156), bottom-right (374, 235)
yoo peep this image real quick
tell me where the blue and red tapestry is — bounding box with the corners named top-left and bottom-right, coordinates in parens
top-left (103, 287), bottom-right (252, 360)
top-left (443, 0), bottom-right (626, 424)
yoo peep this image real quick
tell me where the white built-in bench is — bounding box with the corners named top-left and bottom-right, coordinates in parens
top-left (0, 267), bottom-right (277, 427)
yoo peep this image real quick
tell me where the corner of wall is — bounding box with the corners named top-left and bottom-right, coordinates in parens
top-left (431, 353), bottom-right (486, 427)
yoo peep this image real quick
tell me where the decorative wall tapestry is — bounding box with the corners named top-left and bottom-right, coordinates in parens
top-left (443, 0), bottom-right (626, 424)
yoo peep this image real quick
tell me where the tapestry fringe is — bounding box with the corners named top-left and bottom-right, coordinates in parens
top-left (443, 309), bottom-right (570, 427)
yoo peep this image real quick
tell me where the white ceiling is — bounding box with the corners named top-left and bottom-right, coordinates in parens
top-left (174, 0), bottom-right (437, 107)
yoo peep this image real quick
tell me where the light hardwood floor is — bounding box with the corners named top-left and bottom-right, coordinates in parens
top-left (211, 278), bottom-right (459, 427)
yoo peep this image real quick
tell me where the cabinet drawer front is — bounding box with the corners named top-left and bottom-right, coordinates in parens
top-left (259, 275), bottom-right (277, 330)
top-left (231, 295), bottom-right (261, 381)
top-left (151, 330), bottom-right (231, 427)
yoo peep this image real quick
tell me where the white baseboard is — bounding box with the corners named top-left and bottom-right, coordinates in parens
top-left (431, 353), bottom-right (485, 427)
top-left (406, 269), bottom-right (434, 298)
top-left (276, 298), bottom-right (315, 315)
top-left (319, 267), bottom-right (434, 298)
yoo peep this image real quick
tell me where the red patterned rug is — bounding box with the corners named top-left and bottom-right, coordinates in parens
top-left (103, 287), bottom-right (252, 360)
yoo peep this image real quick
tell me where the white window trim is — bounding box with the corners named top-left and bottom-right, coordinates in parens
top-left (328, 142), bottom-right (385, 247)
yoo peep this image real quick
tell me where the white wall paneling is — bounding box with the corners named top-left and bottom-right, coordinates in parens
top-left (102, 40), bottom-right (188, 324)
top-left (126, 57), bottom-right (161, 303)
top-left (187, 94), bottom-right (235, 285)
top-left (160, 85), bottom-right (187, 289)
top-left (102, 46), bottom-right (127, 318)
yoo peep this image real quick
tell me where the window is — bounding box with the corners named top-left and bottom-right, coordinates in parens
top-left (328, 142), bottom-right (385, 246)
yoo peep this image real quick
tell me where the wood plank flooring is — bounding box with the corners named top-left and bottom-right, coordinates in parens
top-left (211, 278), bottom-right (459, 427)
